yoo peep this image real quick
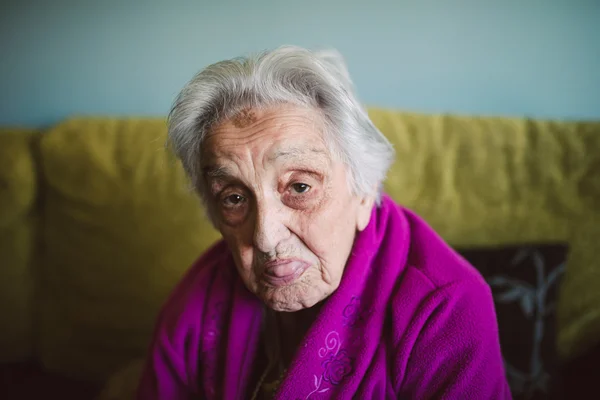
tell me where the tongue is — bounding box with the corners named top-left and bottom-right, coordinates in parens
top-left (266, 262), bottom-right (301, 278)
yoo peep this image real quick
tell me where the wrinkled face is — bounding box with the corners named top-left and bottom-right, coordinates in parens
top-left (202, 105), bottom-right (374, 312)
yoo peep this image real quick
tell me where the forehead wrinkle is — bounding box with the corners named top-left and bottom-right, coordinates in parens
top-left (208, 124), bottom-right (274, 148)
top-left (202, 107), bottom-right (333, 184)
top-left (209, 107), bottom-right (326, 145)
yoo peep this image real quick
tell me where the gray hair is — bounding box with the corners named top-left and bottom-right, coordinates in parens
top-left (168, 45), bottom-right (395, 208)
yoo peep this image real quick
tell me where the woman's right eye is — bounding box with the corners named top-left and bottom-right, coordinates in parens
top-left (222, 194), bottom-right (245, 207)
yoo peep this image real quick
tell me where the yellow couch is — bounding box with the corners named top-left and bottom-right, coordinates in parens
top-left (1, 110), bottom-right (599, 395)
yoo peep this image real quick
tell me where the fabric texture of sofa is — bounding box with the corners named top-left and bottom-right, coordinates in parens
top-left (0, 110), bottom-right (599, 399)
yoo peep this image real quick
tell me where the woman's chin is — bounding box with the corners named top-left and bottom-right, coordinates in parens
top-left (268, 301), bottom-right (306, 312)
top-left (260, 284), bottom-right (326, 312)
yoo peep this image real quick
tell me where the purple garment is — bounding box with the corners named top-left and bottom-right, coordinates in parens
top-left (137, 195), bottom-right (511, 399)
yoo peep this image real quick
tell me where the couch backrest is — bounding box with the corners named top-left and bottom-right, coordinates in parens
top-left (1, 110), bottom-right (598, 380)
top-left (370, 109), bottom-right (600, 246)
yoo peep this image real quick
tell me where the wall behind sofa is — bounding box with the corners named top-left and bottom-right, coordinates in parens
top-left (1, 0), bottom-right (599, 127)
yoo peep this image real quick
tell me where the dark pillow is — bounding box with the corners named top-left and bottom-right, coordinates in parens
top-left (457, 243), bottom-right (568, 400)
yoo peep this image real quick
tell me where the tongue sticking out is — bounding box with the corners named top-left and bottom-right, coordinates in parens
top-left (263, 260), bottom-right (309, 285)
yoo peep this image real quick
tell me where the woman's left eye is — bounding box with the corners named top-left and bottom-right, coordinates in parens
top-left (291, 183), bottom-right (311, 194)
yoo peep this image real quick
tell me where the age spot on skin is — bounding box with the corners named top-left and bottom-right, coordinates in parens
top-left (232, 109), bottom-right (257, 128)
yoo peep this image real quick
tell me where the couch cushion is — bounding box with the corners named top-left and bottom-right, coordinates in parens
top-left (38, 118), bottom-right (221, 381)
top-left (0, 129), bottom-right (38, 363)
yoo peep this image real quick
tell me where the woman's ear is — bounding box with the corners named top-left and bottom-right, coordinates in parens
top-left (356, 194), bottom-right (376, 231)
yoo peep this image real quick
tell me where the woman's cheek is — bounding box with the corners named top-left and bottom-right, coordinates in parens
top-left (219, 204), bottom-right (250, 226)
top-left (222, 231), bottom-right (250, 269)
top-left (296, 217), bottom-right (328, 261)
top-left (284, 188), bottom-right (323, 211)
top-left (282, 195), bottom-right (309, 210)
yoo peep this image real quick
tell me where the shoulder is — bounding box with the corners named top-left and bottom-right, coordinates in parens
top-left (392, 210), bottom-right (510, 399)
top-left (402, 207), bottom-right (486, 288)
top-left (137, 241), bottom-right (236, 397)
top-left (389, 207), bottom-right (496, 349)
top-left (389, 209), bottom-right (503, 390)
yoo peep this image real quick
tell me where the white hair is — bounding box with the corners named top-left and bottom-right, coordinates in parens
top-left (168, 45), bottom-right (395, 209)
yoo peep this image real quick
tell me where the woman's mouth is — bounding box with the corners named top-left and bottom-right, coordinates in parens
top-left (262, 259), bottom-right (310, 287)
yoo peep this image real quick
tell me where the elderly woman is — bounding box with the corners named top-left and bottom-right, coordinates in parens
top-left (137, 46), bottom-right (510, 399)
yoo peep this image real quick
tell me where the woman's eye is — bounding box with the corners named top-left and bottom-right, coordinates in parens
top-left (222, 194), bottom-right (246, 207)
top-left (291, 183), bottom-right (311, 194)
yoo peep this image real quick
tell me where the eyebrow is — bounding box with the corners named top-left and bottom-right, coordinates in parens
top-left (268, 147), bottom-right (328, 162)
top-left (203, 165), bottom-right (235, 180)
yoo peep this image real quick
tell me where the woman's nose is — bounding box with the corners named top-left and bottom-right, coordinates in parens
top-left (252, 200), bottom-right (288, 254)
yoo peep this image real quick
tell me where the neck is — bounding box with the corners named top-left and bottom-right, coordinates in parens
top-left (266, 303), bottom-right (323, 367)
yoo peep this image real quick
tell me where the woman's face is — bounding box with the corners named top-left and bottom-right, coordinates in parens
top-left (202, 105), bottom-right (374, 312)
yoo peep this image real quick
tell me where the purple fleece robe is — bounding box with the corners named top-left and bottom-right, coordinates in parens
top-left (137, 195), bottom-right (511, 399)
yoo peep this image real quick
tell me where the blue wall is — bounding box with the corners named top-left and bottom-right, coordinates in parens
top-left (1, 0), bottom-right (599, 127)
